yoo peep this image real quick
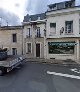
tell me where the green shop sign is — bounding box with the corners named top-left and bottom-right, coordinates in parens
top-left (48, 42), bottom-right (77, 46)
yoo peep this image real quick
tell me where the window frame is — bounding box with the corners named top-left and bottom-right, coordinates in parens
top-left (65, 21), bottom-right (73, 34)
top-left (48, 42), bottom-right (75, 54)
top-left (50, 23), bottom-right (56, 34)
top-left (26, 42), bottom-right (32, 54)
top-left (27, 28), bottom-right (31, 37)
top-left (36, 27), bottom-right (41, 37)
top-left (12, 48), bottom-right (17, 55)
top-left (12, 33), bottom-right (17, 43)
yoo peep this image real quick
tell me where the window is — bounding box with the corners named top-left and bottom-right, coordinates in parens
top-left (65, 2), bottom-right (73, 8)
top-left (50, 23), bottom-right (56, 34)
top-left (26, 43), bottom-right (32, 53)
top-left (48, 42), bottom-right (75, 54)
top-left (79, 19), bottom-right (80, 34)
top-left (12, 34), bottom-right (17, 42)
top-left (57, 3), bottom-right (65, 9)
top-left (27, 28), bottom-right (31, 37)
top-left (36, 27), bottom-right (41, 37)
top-left (12, 48), bottom-right (17, 55)
top-left (65, 21), bottom-right (73, 34)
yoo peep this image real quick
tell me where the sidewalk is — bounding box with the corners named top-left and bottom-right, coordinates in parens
top-left (25, 58), bottom-right (80, 66)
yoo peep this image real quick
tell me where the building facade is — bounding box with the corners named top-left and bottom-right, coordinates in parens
top-left (1, 0), bottom-right (80, 62)
top-left (23, 13), bottom-right (46, 58)
top-left (44, 0), bottom-right (80, 62)
top-left (0, 26), bottom-right (23, 55)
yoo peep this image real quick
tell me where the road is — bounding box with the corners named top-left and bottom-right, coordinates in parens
top-left (0, 62), bottom-right (80, 92)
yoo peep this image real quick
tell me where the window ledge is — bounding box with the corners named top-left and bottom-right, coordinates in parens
top-left (49, 34), bottom-right (56, 36)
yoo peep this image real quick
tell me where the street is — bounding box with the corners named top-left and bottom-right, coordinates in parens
top-left (0, 61), bottom-right (80, 92)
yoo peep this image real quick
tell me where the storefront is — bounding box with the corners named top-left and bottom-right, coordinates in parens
top-left (46, 40), bottom-right (79, 61)
top-left (48, 42), bottom-right (76, 54)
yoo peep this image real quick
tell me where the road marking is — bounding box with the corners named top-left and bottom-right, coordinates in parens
top-left (70, 68), bottom-right (80, 74)
top-left (47, 71), bottom-right (80, 80)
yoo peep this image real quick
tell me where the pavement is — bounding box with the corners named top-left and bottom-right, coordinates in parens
top-left (25, 58), bottom-right (80, 66)
top-left (0, 61), bottom-right (80, 92)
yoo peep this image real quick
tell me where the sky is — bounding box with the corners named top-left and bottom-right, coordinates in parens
top-left (0, 0), bottom-right (80, 26)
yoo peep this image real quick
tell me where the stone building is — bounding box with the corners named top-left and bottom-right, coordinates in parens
top-left (0, 26), bottom-right (23, 55)
top-left (22, 13), bottom-right (46, 58)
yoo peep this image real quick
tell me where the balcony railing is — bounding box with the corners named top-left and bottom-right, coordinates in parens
top-left (35, 34), bottom-right (41, 38)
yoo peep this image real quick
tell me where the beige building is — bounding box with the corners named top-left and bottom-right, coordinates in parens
top-left (0, 26), bottom-right (23, 55)
top-left (45, 0), bottom-right (80, 62)
top-left (23, 13), bottom-right (46, 58)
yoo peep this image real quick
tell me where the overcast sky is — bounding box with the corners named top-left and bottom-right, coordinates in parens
top-left (0, 0), bottom-right (80, 26)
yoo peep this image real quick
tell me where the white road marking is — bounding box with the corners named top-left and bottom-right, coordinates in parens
top-left (47, 71), bottom-right (80, 80)
top-left (70, 68), bottom-right (80, 74)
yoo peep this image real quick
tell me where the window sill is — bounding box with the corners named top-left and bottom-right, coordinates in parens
top-left (49, 34), bottom-right (56, 36)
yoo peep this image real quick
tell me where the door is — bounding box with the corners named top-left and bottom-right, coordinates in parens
top-left (36, 43), bottom-right (40, 57)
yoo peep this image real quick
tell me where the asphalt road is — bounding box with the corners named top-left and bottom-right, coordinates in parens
top-left (0, 62), bottom-right (80, 92)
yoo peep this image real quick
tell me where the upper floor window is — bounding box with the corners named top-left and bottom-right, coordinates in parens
top-left (27, 28), bottom-right (31, 38)
top-left (65, 21), bottom-right (73, 34)
top-left (36, 27), bottom-right (41, 37)
top-left (50, 23), bottom-right (56, 35)
top-left (12, 33), bottom-right (17, 42)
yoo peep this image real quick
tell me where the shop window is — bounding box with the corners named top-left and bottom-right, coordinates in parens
top-left (48, 42), bottom-right (75, 54)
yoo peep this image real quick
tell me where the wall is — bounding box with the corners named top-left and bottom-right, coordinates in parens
top-left (0, 28), bottom-right (23, 55)
top-left (46, 10), bottom-right (80, 38)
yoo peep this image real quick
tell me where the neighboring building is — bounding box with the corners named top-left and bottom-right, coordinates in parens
top-left (23, 13), bottom-right (46, 58)
top-left (45, 0), bottom-right (80, 62)
top-left (0, 26), bottom-right (23, 55)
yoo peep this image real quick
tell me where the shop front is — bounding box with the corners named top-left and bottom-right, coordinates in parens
top-left (47, 41), bottom-right (78, 61)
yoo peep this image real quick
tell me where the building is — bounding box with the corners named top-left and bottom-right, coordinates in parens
top-left (45, 0), bottom-right (80, 62)
top-left (23, 13), bottom-right (46, 58)
top-left (0, 26), bottom-right (23, 55)
top-left (0, 0), bottom-right (79, 62)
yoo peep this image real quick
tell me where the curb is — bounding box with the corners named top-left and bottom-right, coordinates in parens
top-left (25, 60), bottom-right (80, 67)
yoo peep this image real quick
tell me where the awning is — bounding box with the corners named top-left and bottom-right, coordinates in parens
top-left (48, 42), bottom-right (77, 46)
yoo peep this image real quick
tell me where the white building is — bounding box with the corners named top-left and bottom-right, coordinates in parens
top-left (22, 13), bottom-right (46, 58)
top-left (45, 0), bottom-right (80, 62)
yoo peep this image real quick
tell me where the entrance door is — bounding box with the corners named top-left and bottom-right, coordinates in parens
top-left (36, 43), bottom-right (40, 57)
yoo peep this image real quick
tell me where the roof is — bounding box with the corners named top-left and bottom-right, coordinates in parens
top-left (46, 5), bottom-right (80, 13)
top-left (23, 13), bottom-right (46, 22)
top-left (0, 25), bottom-right (23, 30)
top-left (47, 0), bottom-right (76, 12)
